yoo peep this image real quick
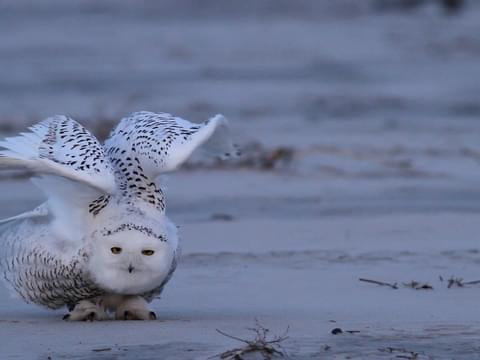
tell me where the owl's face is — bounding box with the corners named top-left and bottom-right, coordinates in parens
top-left (88, 225), bottom-right (175, 294)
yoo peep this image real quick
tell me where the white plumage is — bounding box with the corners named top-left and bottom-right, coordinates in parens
top-left (0, 111), bottom-right (237, 320)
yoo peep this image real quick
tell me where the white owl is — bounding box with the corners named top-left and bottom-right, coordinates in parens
top-left (0, 111), bottom-right (236, 321)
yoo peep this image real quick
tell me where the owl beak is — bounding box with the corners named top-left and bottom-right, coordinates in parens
top-left (128, 264), bottom-right (134, 273)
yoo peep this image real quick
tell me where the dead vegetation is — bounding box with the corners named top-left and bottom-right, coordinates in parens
top-left (361, 276), bottom-right (480, 290)
top-left (359, 277), bottom-right (399, 289)
top-left (184, 142), bottom-right (296, 171)
top-left (239, 144), bottom-right (294, 171)
top-left (378, 346), bottom-right (426, 359)
top-left (402, 281), bottom-right (433, 290)
top-left (214, 320), bottom-right (289, 359)
top-left (439, 275), bottom-right (480, 288)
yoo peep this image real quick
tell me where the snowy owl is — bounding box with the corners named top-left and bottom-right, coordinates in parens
top-left (0, 111), bottom-right (237, 321)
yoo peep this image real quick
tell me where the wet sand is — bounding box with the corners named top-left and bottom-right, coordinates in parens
top-left (1, 1), bottom-right (480, 359)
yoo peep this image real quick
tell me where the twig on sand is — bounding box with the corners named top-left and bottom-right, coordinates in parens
top-left (447, 277), bottom-right (464, 288)
top-left (359, 278), bottom-right (398, 289)
top-left (378, 347), bottom-right (422, 359)
top-left (445, 276), bottom-right (480, 288)
top-left (465, 280), bottom-right (480, 285)
top-left (213, 320), bottom-right (289, 359)
top-left (362, 275), bottom-right (480, 291)
top-left (402, 281), bottom-right (433, 290)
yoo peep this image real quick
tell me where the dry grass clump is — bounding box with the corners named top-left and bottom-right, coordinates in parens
top-left (183, 142), bottom-right (295, 171)
top-left (439, 275), bottom-right (480, 288)
top-left (214, 320), bottom-right (289, 359)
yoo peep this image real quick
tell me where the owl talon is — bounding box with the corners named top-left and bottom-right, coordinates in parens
top-left (64, 300), bottom-right (108, 321)
top-left (115, 296), bottom-right (157, 320)
top-left (86, 312), bottom-right (96, 321)
top-left (122, 309), bottom-right (154, 321)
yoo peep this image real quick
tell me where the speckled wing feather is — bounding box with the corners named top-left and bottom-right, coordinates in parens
top-left (0, 116), bottom-right (116, 237)
top-left (0, 219), bottom-right (103, 309)
top-left (0, 115), bottom-right (116, 194)
top-left (104, 111), bottom-right (238, 174)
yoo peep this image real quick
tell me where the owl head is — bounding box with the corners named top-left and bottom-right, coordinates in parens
top-left (88, 216), bottom-right (178, 294)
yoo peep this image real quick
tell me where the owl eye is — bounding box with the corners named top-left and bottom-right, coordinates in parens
top-left (142, 249), bottom-right (155, 256)
top-left (111, 247), bottom-right (122, 254)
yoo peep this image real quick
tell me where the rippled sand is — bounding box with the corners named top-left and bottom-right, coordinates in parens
top-left (1, 1), bottom-right (480, 359)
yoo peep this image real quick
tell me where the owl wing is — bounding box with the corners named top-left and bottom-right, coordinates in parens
top-left (0, 219), bottom-right (103, 309)
top-left (104, 111), bottom-right (239, 173)
top-left (0, 115), bottom-right (116, 193)
top-left (0, 116), bottom-right (117, 241)
top-left (0, 203), bottom-right (49, 225)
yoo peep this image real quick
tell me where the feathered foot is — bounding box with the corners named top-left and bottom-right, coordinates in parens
top-left (114, 295), bottom-right (157, 321)
top-left (63, 299), bottom-right (108, 321)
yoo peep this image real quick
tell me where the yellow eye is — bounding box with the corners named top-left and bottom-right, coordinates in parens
top-left (142, 249), bottom-right (155, 256)
top-left (111, 247), bottom-right (122, 254)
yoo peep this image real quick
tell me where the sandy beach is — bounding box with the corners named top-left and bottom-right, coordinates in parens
top-left (1, 1), bottom-right (480, 359)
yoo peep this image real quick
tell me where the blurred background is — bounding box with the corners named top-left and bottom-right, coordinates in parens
top-left (1, 0), bottom-right (480, 215)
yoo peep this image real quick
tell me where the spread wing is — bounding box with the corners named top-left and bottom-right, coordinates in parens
top-left (0, 116), bottom-right (116, 239)
top-left (0, 115), bottom-right (115, 192)
top-left (104, 111), bottom-right (239, 174)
